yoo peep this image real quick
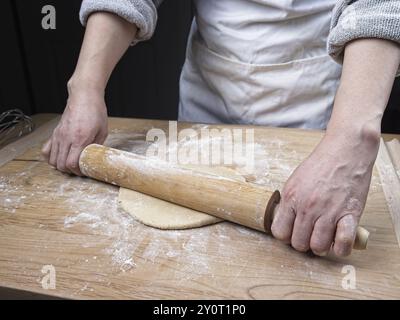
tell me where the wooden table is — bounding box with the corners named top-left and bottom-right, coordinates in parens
top-left (0, 114), bottom-right (399, 299)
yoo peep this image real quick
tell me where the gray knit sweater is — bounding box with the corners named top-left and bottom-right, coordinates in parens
top-left (79, 0), bottom-right (400, 69)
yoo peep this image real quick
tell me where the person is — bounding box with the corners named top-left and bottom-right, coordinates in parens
top-left (42, 0), bottom-right (400, 257)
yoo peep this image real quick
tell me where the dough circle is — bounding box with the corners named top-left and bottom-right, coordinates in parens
top-left (118, 166), bottom-right (244, 230)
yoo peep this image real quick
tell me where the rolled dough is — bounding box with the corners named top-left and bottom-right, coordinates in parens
top-left (118, 166), bottom-right (244, 230)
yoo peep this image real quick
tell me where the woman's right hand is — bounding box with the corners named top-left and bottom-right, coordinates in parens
top-left (42, 80), bottom-right (108, 176)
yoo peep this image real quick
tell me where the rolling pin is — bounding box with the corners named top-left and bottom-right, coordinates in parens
top-left (79, 144), bottom-right (369, 250)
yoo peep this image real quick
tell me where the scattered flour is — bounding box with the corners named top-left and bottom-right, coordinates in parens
top-left (1, 131), bottom-right (385, 286)
top-left (0, 162), bottom-right (40, 214)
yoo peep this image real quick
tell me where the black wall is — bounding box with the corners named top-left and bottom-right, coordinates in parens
top-left (0, 0), bottom-right (193, 120)
top-left (383, 80), bottom-right (400, 133)
top-left (0, 0), bottom-right (399, 132)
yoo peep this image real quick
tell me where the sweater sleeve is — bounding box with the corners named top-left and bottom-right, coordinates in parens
top-left (79, 0), bottom-right (164, 42)
top-left (328, 0), bottom-right (400, 75)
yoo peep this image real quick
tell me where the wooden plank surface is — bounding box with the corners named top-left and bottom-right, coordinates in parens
top-left (0, 114), bottom-right (60, 167)
top-left (0, 114), bottom-right (400, 299)
top-left (387, 139), bottom-right (400, 177)
top-left (376, 139), bottom-right (400, 246)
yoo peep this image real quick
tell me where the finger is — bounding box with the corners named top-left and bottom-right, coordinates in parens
top-left (271, 203), bottom-right (296, 244)
top-left (66, 145), bottom-right (84, 176)
top-left (41, 139), bottom-right (52, 161)
top-left (49, 140), bottom-right (59, 168)
top-left (310, 217), bottom-right (336, 256)
top-left (291, 212), bottom-right (315, 252)
top-left (56, 142), bottom-right (71, 173)
top-left (333, 215), bottom-right (357, 257)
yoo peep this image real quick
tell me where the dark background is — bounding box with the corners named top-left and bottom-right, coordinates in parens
top-left (0, 0), bottom-right (399, 133)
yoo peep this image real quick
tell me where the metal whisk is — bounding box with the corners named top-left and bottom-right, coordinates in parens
top-left (0, 109), bottom-right (34, 147)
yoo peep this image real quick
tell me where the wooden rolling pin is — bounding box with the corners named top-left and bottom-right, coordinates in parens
top-left (79, 144), bottom-right (369, 250)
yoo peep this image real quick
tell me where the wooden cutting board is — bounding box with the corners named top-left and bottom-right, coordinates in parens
top-left (0, 114), bottom-right (399, 299)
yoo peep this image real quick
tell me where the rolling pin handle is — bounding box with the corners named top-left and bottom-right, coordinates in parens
top-left (353, 227), bottom-right (370, 250)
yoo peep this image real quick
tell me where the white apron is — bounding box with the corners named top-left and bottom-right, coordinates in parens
top-left (178, 0), bottom-right (342, 129)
